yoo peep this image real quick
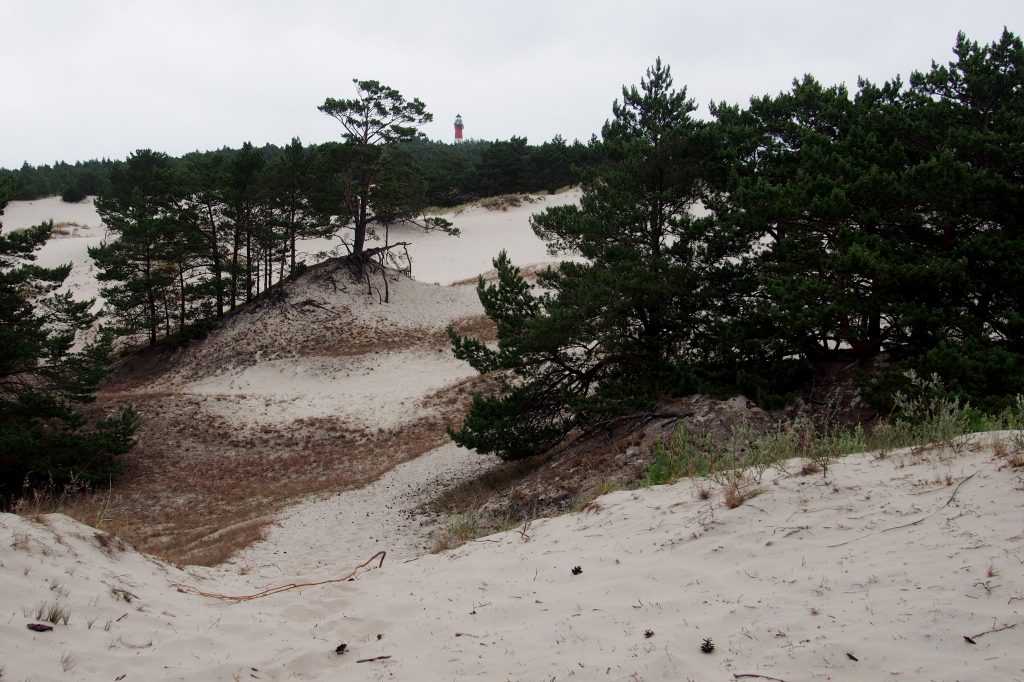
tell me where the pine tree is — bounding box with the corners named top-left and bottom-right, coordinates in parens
top-left (449, 60), bottom-right (724, 459)
top-left (711, 30), bottom-right (1024, 409)
top-left (318, 80), bottom-right (455, 260)
top-left (265, 138), bottom-right (331, 278)
top-left (0, 186), bottom-right (136, 501)
top-left (90, 150), bottom-right (179, 344)
top-left (902, 29), bottom-right (1024, 407)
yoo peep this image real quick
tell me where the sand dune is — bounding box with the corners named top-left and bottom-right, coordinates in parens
top-left (3, 191), bottom-right (1023, 679)
top-left (3, 435), bottom-right (1022, 680)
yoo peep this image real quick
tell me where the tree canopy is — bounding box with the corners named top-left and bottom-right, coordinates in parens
top-left (318, 80), bottom-right (455, 257)
top-left (451, 31), bottom-right (1024, 460)
top-left (450, 60), bottom-right (726, 458)
top-left (0, 185), bottom-right (136, 502)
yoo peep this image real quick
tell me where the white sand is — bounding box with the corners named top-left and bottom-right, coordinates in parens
top-left (2, 436), bottom-right (1022, 680)
top-left (1, 196), bottom-right (105, 233)
top-left (2, 196), bottom-right (106, 309)
top-left (184, 349), bottom-right (477, 431)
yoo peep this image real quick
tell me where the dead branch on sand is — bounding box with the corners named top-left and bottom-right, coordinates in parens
top-left (171, 551), bottom-right (386, 603)
top-left (963, 621), bottom-right (1020, 644)
top-left (828, 471), bottom-right (977, 548)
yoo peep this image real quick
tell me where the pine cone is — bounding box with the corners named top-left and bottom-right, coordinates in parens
top-left (701, 637), bottom-right (714, 653)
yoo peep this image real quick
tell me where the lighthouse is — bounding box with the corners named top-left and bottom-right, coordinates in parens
top-left (454, 114), bottom-right (464, 142)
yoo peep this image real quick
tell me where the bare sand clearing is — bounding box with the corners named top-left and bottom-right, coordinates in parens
top-left (184, 349), bottom-right (476, 431)
top-left (3, 197), bottom-right (107, 310)
top-left (2, 196), bottom-right (105, 233)
top-left (3, 436), bottom-right (1023, 680)
top-left (3, 191), bottom-right (1023, 679)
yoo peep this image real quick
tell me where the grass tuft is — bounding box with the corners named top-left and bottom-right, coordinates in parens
top-left (34, 600), bottom-right (71, 625)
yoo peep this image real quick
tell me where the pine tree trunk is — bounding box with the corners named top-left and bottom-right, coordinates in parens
top-left (289, 206), bottom-right (297, 275)
top-left (245, 219), bottom-right (253, 303)
top-left (178, 264), bottom-right (186, 333)
top-left (145, 252), bottom-right (157, 345)
top-left (354, 199), bottom-right (367, 256)
top-left (230, 226), bottom-right (240, 310)
top-left (206, 203), bottom-right (224, 317)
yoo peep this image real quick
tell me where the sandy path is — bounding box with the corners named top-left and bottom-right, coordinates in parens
top-left (222, 443), bottom-right (499, 578)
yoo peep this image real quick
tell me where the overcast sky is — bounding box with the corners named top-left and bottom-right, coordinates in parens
top-left (2, 0), bottom-right (1022, 169)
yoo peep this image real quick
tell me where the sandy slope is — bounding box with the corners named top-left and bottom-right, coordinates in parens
top-left (2, 436), bottom-right (1022, 680)
top-left (33, 191), bottom-right (573, 563)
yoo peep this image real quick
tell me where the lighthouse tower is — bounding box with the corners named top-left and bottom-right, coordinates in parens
top-left (454, 114), bottom-right (464, 142)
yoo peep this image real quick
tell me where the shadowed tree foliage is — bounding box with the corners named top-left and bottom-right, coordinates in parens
top-left (90, 150), bottom-right (179, 345)
top-left (449, 60), bottom-right (727, 459)
top-left (452, 32), bottom-right (1024, 460)
top-left (0, 186), bottom-right (136, 502)
top-left (712, 29), bottom-right (1024, 410)
top-left (901, 29), bottom-right (1024, 408)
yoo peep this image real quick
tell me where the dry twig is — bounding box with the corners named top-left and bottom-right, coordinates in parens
top-left (171, 551), bottom-right (386, 603)
top-left (964, 621), bottom-right (1020, 644)
top-left (828, 471), bottom-right (977, 548)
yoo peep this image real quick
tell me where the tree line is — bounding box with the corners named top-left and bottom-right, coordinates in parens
top-left (0, 135), bottom-right (600, 209)
top-left (450, 30), bottom-right (1024, 459)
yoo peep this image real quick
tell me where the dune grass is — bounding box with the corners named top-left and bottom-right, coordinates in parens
top-left (644, 373), bottom-right (1024, 493)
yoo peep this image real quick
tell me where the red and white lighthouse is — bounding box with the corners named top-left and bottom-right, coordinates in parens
top-left (454, 114), bottom-right (464, 142)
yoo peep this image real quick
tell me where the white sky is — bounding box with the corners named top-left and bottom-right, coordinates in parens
top-left (2, 0), bottom-right (1022, 169)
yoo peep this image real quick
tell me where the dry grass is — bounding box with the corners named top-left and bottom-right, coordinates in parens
top-left (569, 478), bottom-right (620, 513)
top-left (428, 511), bottom-right (482, 553)
top-left (50, 221), bottom-right (83, 236)
top-left (34, 600), bottom-right (71, 625)
top-left (994, 435), bottom-right (1024, 469)
top-left (477, 193), bottom-right (540, 212)
top-left (447, 314), bottom-right (498, 343)
top-left (433, 455), bottom-right (553, 515)
top-left (722, 484), bottom-right (744, 509)
top-left (79, 383), bottom-right (468, 566)
top-left (60, 652), bottom-right (77, 673)
top-left (13, 484), bottom-right (130, 540)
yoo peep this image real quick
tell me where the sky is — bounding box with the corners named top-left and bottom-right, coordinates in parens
top-left (2, 0), bottom-right (1022, 169)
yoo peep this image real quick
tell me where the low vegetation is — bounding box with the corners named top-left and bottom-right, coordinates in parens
top-left (32, 599), bottom-right (71, 625)
top-left (644, 389), bottom-right (1024, 494)
top-left (426, 377), bottom-right (1024, 551)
